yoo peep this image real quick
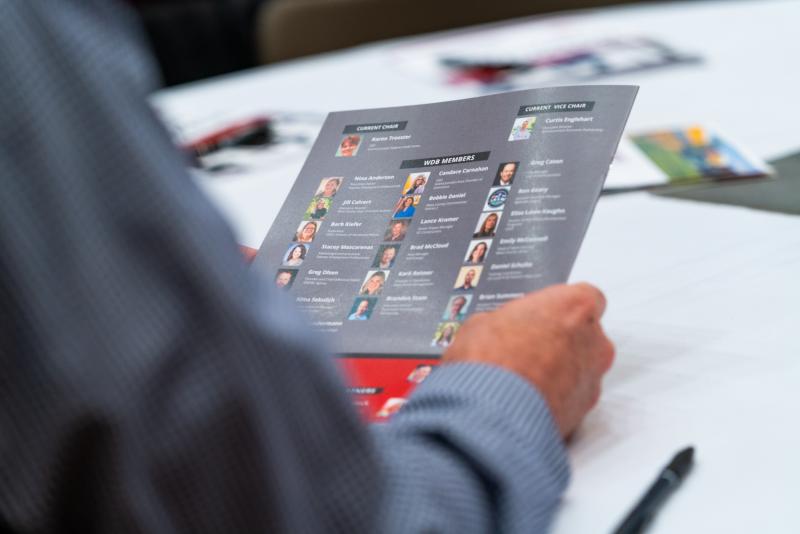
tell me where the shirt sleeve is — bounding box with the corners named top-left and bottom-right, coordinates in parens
top-left (376, 363), bottom-right (569, 533)
top-left (0, 2), bottom-right (568, 533)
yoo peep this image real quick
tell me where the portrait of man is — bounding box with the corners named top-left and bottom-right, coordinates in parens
top-left (508, 116), bottom-right (537, 141)
top-left (383, 219), bottom-right (409, 242)
top-left (335, 135), bottom-right (361, 157)
top-left (372, 245), bottom-right (400, 269)
top-left (493, 162), bottom-right (519, 187)
top-left (442, 295), bottom-right (471, 322)
top-left (274, 269), bottom-right (298, 290)
top-left (454, 266), bottom-right (482, 290)
top-left (347, 297), bottom-right (375, 321)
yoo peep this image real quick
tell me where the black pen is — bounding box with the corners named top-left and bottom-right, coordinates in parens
top-left (612, 446), bottom-right (695, 534)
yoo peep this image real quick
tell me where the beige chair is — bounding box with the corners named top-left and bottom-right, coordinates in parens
top-left (257, 0), bottom-right (649, 63)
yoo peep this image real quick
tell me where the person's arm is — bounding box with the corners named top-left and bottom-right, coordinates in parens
top-left (0, 3), bottom-right (612, 533)
top-left (0, 3), bottom-right (382, 531)
top-left (376, 364), bottom-right (568, 532)
top-left (376, 283), bottom-right (613, 533)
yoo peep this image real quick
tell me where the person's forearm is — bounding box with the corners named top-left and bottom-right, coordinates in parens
top-left (375, 363), bottom-right (570, 533)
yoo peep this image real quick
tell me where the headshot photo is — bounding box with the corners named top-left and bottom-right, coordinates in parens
top-left (508, 117), bottom-right (537, 141)
top-left (464, 239), bottom-right (492, 264)
top-left (392, 195), bottom-right (419, 219)
top-left (274, 269), bottom-right (298, 290)
top-left (431, 322), bottom-right (460, 348)
top-left (493, 161), bottom-right (519, 187)
top-left (303, 196), bottom-right (331, 220)
top-left (314, 177), bottom-right (343, 198)
top-left (442, 295), bottom-right (471, 322)
top-left (402, 172), bottom-right (430, 195)
top-left (347, 297), bottom-right (376, 321)
top-left (282, 243), bottom-right (309, 267)
top-left (372, 244), bottom-right (400, 269)
top-left (484, 187), bottom-right (509, 211)
top-left (293, 220), bottom-right (320, 243)
top-left (473, 211), bottom-right (502, 238)
top-left (383, 219), bottom-right (409, 242)
top-left (335, 134), bottom-right (361, 157)
top-left (376, 397), bottom-right (406, 418)
top-left (453, 266), bottom-right (483, 291)
top-left (359, 270), bottom-right (388, 296)
top-left (407, 364), bottom-right (434, 384)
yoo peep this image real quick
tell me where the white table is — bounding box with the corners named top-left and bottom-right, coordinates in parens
top-left (153, 1), bottom-right (800, 531)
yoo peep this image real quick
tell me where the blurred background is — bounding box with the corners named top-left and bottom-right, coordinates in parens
top-left (128, 0), bottom-right (663, 86)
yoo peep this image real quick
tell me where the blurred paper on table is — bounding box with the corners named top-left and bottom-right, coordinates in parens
top-left (605, 125), bottom-right (771, 191)
top-left (391, 22), bottom-right (699, 90)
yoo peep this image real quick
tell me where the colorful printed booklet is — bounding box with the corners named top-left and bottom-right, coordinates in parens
top-left (252, 85), bottom-right (637, 419)
top-left (606, 125), bottom-right (772, 191)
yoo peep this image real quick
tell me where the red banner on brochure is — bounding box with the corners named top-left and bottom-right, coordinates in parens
top-left (338, 357), bottom-right (440, 422)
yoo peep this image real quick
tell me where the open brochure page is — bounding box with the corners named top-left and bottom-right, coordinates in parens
top-left (253, 86), bottom-right (637, 365)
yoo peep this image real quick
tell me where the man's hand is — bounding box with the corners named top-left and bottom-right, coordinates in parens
top-left (442, 283), bottom-right (614, 438)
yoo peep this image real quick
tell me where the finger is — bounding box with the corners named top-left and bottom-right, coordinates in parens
top-left (600, 336), bottom-right (615, 373)
top-left (571, 282), bottom-right (607, 319)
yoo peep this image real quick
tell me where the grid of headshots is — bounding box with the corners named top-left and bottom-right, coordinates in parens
top-left (348, 171), bottom-right (430, 321)
top-left (274, 176), bottom-right (344, 291)
top-left (433, 160), bottom-right (518, 346)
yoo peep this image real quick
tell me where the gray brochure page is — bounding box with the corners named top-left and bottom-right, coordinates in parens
top-left (253, 85), bottom-right (637, 357)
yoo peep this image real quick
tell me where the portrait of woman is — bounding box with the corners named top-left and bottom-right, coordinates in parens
top-left (294, 221), bottom-right (319, 243)
top-left (305, 197), bottom-right (330, 220)
top-left (403, 173), bottom-right (428, 195)
top-left (465, 241), bottom-right (489, 264)
top-left (473, 212), bottom-right (500, 238)
top-left (335, 135), bottom-right (361, 157)
top-left (283, 244), bottom-right (308, 267)
top-left (393, 196), bottom-right (416, 219)
top-left (432, 323), bottom-right (458, 348)
top-left (315, 177), bottom-right (342, 198)
top-left (359, 271), bottom-right (387, 296)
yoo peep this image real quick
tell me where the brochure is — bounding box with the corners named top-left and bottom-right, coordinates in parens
top-left (251, 85), bottom-right (637, 419)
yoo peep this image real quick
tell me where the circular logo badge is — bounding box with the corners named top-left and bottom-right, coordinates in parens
top-left (487, 188), bottom-right (509, 209)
